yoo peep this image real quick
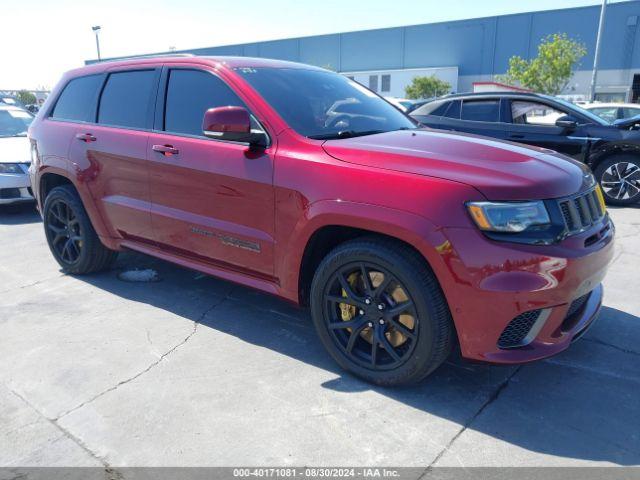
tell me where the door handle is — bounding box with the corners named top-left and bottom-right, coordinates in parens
top-left (152, 144), bottom-right (179, 156)
top-left (76, 133), bottom-right (96, 142)
top-left (509, 134), bottom-right (525, 139)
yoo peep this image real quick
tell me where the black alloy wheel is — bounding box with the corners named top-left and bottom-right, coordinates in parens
top-left (43, 185), bottom-right (117, 274)
top-left (310, 237), bottom-right (453, 386)
top-left (46, 198), bottom-right (83, 264)
top-left (323, 262), bottom-right (419, 371)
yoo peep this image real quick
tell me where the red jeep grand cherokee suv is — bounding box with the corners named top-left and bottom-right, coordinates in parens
top-left (29, 56), bottom-right (614, 385)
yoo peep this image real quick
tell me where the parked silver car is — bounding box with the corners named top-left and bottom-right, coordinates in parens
top-left (0, 105), bottom-right (35, 205)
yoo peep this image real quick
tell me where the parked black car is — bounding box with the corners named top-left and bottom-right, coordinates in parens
top-left (411, 92), bottom-right (640, 205)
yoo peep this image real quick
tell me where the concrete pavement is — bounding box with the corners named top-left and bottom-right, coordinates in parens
top-left (0, 203), bottom-right (638, 470)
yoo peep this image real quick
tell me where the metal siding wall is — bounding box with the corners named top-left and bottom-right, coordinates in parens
top-left (492, 14), bottom-right (532, 73)
top-left (87, 1), bottom-right (640, 75)
top-left (257, 39), bottom-right (300, 61)
top-left (597, 2), bottom-right (639, 69)
top-left (529, 8), bottom-right (599, 66)
top-left (633, 16), bottom-right (640, 68)
top-left (299, 35), bottom-right (341, 70)
top-left (340, 28), bottom-right (404, 71)
top-left (403, 19), bottom-right (493, 75)
top-left (242, 44), bottom-right (260, 56)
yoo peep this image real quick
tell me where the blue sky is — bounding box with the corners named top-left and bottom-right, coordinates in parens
top-left (0, 0), bottom-right (626, 89)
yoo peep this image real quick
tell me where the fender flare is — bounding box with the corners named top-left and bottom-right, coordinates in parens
top-left (588, 141), bottom-right (640, 168)
top-left (37, 165), bottom-right (116, 247)
top-left (276, 199), bottom-right (455, 304)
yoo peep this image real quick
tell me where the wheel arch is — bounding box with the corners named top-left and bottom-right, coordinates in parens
top-left (278, 200), bottom-right (453, 308)
top-left (38, 168), bottom-right (115, 246)
top-left (588, 141), bottom-right (640, 170)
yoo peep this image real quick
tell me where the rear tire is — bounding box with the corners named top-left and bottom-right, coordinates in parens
top-left (310, 237), bottom-right (453, 386)
top-left (43, 185), bottom-right (117, 274)
top-left (594, 155), bottom-right (640, 206)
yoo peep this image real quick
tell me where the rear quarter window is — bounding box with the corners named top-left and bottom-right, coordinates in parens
top-left (50, 75), bottom-right (103, 122)
top-left (98, 70), bottom-right (156, 129)
top-left (412, 101), bottom-right (449, 116)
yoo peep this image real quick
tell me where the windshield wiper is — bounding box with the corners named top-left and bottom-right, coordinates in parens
top-left (309, 129), bottom-right (386, 140)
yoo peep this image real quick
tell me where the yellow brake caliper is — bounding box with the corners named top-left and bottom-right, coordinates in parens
top-left (339, 272), bottom-right (358, 322)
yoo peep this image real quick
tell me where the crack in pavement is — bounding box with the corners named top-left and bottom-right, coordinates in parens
top-left (418, 366), bottom-right (523, 475)
top-left (54, 293), bottom-right (233, 421)
top-left (582, 336), bottom-right (640, 357)
top-left (5, 386), bottom-right (124, 479)
top-left (0, 273), bottom-right (67, 295)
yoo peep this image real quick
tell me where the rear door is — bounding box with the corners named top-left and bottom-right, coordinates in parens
top-left (68, 68), bottom-right (159, 242)
top-left (147, 66), bottom-right (276, 277)
top-left (505, 99), bottom-right (589, 160)
top-left (39, 75), bottom-right (104, 201)
top-left (455, 98), bottom-right (509, 140)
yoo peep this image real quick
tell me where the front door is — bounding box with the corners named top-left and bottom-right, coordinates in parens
top-left (148, 67), bottom-right (275, 277)
top-left (449, 98), bottom-right (510, 140)
top-left (505, 99), bottom-right (589, 161)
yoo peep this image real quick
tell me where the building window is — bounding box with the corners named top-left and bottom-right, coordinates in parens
top-left (381, 74), bottom-right (391, 93)
top-left (369, 75), bottom-right (378, 92)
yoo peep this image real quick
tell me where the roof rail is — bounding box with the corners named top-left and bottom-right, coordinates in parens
top-left (97, 53), bottom-right (196, 63)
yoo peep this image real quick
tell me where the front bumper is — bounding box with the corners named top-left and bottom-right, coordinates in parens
top-left (0, 173), bottom-right (34, 205)
top-left (440, 216), bottom-right (614, 364)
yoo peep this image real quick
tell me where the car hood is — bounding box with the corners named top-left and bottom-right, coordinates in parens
top-left (322, 129), bottom-right (589, 200)
top-left (0, 136), bottom-right (30, 164)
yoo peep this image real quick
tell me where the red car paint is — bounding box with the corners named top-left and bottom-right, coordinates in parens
top-left (29, 56), bottom-right (614, 363)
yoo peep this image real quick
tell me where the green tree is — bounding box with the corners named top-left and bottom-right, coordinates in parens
top-left (404, 75), bottom-right (451, 99)
top-left (498, 33), bottom-right (587, 95)
top-left (16, 90), bottom-right (37, 105)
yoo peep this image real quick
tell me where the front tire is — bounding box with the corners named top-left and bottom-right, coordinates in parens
top-left (310, 237), bottom-right (453, 386)
top-left (43, 185), bottom-right (117, 274)
top-left (594, 155), bottom-right (640, 206)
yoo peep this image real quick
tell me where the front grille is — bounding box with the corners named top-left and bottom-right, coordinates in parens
top-left (498, 309), bottom-right (542, 349)
top-left (557, 188), bottom-right (605, 236)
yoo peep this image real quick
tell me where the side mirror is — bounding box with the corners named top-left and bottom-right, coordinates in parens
top-left (555, 115), bottom-right (578, 130)
top-left (202, 106), bottom-right (267, 147)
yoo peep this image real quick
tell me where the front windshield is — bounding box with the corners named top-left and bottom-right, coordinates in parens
top-left (235, 67), bottom-right (416, 139)
top-left (0, 109), bottom-right (33, 137)
top-left (548, 97), bottom-right (609, 126)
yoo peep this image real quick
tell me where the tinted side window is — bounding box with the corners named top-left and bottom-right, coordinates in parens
top-left (51, 75), bottom-right (102, 122)
top-left (164, 69), bottom-right (246, 136)
top-left (443, 100), bottom-right (461, 119)
top-left (413, 101), bottom-right (448, 116)
top-left (622, 107), bottom-right (640, 118)
top-left (98, 70), bottom-right (156, 128)
top-left (461, 100), bottom-right (500, 122)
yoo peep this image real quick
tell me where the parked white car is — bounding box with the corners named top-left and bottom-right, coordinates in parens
top-left (0, 105), bottom-right (35, 205)
top-left (383, 97), bottom-right (413, 112)
top-left (581, 102), bottom-right (640, 124)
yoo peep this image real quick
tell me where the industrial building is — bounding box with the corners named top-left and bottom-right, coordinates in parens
top-left (92, 1), bottom-right (640, 101)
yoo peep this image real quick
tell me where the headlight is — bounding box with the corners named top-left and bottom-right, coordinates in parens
top-left (467, 201), bottom-right (551, 233)
top-left (0, 163), bottom-right (23, 174)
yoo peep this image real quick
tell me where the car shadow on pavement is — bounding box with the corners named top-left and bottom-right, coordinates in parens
top-left (76, 250), bottom-right (640, 466)
top-left (0, 203), bottom-right (40, 224)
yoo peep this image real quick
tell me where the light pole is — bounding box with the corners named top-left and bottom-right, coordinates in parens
top-left (589, 0), bottom-right (607, 101)
top-left (92, 26), bottom-right (102, 61)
